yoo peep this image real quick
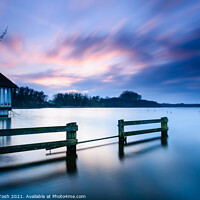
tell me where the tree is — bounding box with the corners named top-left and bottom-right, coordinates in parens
top-left (12, 87), bottom-right (48, 108)
top-left (0, 27), bottom-right (8, 41)
top-left (119, 91), bottom-right (142, 101)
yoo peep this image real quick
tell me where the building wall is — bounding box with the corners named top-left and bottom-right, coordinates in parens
top-left (0, 109), bottom-right (9, 116)
top-left (0, 87), bottom-right (12, 117)
top-left (0, 117), bottom-right (11, 146)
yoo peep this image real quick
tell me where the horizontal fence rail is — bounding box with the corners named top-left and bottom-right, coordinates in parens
top-left (124, 128), bottom-right (167, 137)
top-left (0, 125), bottom-right (78, 137)
top-left (123, 118), bottom-right (162, 126)
top-left (0, 140), bottom-right (67, 154)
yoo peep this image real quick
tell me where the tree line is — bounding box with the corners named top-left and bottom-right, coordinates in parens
top-left (11, 87), bottom-right (160, 108)
top-left (12, 87), bottom-right (48, 108)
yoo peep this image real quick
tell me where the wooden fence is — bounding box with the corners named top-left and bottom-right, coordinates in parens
top-left (0, 122), bottom-right (78, 154)
top-left (0, 117), bottom-right (168, 155)
top-left (118, 117), bottom-right (168, 142)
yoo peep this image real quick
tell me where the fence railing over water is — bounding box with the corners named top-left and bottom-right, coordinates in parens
top-left (0, 117), bottom-right (168, 155)
top-left (118, 117), bottom-right (168, 142)
top-left (0, 122), bottom-right (78, 154)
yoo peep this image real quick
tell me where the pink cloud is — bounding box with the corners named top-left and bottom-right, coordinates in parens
top-left (0, 34), bottom-right (23, 52)
top-left (0, 30), bottom-right (154, 88)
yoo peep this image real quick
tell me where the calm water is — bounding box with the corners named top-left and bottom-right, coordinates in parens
top-left (0, 108), bottom-right (200, 200)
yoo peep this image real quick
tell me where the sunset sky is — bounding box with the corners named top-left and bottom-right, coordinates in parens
top-left (0, 0), bottom-right (200, 103)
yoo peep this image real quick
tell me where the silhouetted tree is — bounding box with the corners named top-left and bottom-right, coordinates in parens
top-left (119, 91), bottom-right (142, 101)
top-left (12, 87), bottom-right (48, 108)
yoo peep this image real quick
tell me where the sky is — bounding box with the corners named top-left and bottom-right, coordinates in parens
top-left (0, 0), bottom-right (200, 103)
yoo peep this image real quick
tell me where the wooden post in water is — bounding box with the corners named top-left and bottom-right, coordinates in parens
top-left (161, 117), bottom-right (168, 137)
top-left (66, 122), bottom-right (78, 155)
top-left (66, 153), bottom-right (77, 175)
top-left (161, 136), bottom-right (168, 147)
top-left (118, 119), bottom-right (125, 143)
top-left (118, 142), bottom-right (124, 160)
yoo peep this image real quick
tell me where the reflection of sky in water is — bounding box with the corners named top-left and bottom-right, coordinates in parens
top-left (0, 108), bottom-right (200, 199)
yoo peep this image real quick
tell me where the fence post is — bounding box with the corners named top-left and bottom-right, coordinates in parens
top-left (161, 117), bottom-right (168, 137)
top-left (66, 122), bottom-right (78, 155)
top-left (66, 153), bottom-right (77, 174)
top-left (118, 119), bottom-right (125, 143)
top-left (118, 142), bottom-right (124, 160)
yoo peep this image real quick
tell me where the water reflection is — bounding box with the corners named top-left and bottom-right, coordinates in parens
top-left (118, 136), bottom-right (168, 160)
top-left (0, 154), bottom-right (78, 190)
top-left (0, 153), bottom-right (78, 175)
top-left (0, 166), bottom-right (67, 191)
top-left (0, 117), bottom-right (11, 146)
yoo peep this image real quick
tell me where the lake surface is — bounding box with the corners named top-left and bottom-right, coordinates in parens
top-left (0, 108), bottom-right (200, 200)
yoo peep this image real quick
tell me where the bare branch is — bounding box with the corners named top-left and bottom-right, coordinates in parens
top-left (0, 27), bottom-right (8, 41)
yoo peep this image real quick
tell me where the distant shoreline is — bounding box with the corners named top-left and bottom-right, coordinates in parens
top-left (13, 104), bottom-right (200, 109)
top-left (12, 87), bottom-right (200, 109)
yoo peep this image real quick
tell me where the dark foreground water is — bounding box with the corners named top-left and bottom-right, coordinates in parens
top-left (0, 108), bottom-right (200, 200)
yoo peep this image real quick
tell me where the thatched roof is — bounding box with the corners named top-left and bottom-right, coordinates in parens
top-left (0, 73), bottom-right (18, 88)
